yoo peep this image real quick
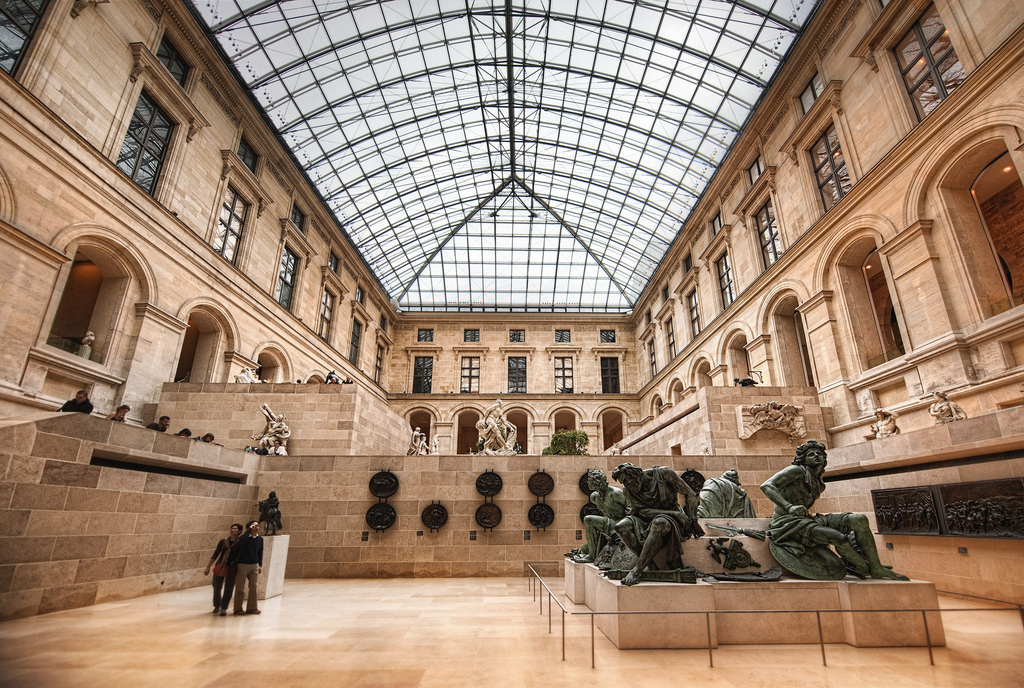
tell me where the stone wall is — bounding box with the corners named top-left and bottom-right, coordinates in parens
top-left (154, 382), bottom-right (410, 455)
top-left (0, 413), bottom-right (258, 620)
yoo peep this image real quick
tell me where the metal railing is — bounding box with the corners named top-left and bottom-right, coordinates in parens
top-left (524, 562), bottom-right (1024, 669)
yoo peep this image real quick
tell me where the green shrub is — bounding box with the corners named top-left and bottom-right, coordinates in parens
top-left (541, 429), bottom-right (589, 455)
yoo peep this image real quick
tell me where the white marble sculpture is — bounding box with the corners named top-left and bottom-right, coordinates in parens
top-left (870, 408), bottom-right (900, 438)
top-left (430, 436), bottom-right (439, 455)
top-left (408, 427), bottom-right (429, 456)
top-left (476, 399), bottom-right (518, 455)
top-left (77, 331), bottom-right (95, 360)
top-left (234, 367), bottom-right (262, 384)
top-left (609, 442), bottom-right (627, 456)
top-left (929, 391), bottom-right (967, 425)
top-left (252, 403), bottom-right (291, 451)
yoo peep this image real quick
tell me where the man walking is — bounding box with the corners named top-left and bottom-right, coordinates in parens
top-left (232, 520), bottom-right (264, 615)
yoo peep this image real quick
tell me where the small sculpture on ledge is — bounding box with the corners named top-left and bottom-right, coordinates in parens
top-left (760, 440), bottom-right (908, 581)
top-left (611, 462), bottom-right (704, 585)
top-left (570, 469), bottom-right (627, 564)
top-left (251, 403), bottom-right (290, 452)
top-left (234, 367), bottom-right (262, 383)
top-left (697, 468), bottom-right (756, 518)
top-left (609, 442), bottom-right (627, 456)
top-left (407, 427), bottom-right (429, 456)
top-left (929, 391), bottom-right (967, 425)
top-left (257, 490), bottom-right (282, 536)
top-left (77, 331), bottom-right (95, 360)
top-left (430, 436), bottom-right (439, 455)
top-left (870, 408), bottom-right (900, 439)
top-left (476, 399), bottom-right (518, 455)
top-left (733, 376), bottom-right (758, 387)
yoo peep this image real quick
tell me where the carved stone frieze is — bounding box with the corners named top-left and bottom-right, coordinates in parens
top-left (738, 401), bottom-right (806, 440)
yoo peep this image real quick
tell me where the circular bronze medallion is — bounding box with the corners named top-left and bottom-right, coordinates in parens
top-left (475, 471), bottom-right (503, 497)
top-left (580, 502), bottom-right (602, 523)
top-left (366, 502), bottom-right (396, 531)
top-left (528, 503), bottom-right (555, 529)
top-left (680, 469), bottom-right (706, 494)
top-left (369, 470), bottom-right (399, 498)
top-left (578, 471), bottom-right (593, 495)
top-left (528, 471), bottom-right (554, 497)
top-left (475, 502), bottom-right (502, 529)
top-left (421, 502), bottom-right (448, 531)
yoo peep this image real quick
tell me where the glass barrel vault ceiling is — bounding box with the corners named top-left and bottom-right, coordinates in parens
top-left (192, 0), bottom-right (820, 312)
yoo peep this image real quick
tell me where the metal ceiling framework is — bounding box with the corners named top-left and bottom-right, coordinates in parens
top-left (193, 0), bottom-right (819, 312)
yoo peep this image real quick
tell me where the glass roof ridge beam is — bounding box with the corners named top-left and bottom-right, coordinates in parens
top-left (512, 175), bottom-right (633, 305)
top-left (505, 0), bottom-right (516, 178)
top-left (396, 176), bottom-right (514, 302)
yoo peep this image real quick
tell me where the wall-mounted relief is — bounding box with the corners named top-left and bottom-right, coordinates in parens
top-left (737, 401), bottom-right (806, 440)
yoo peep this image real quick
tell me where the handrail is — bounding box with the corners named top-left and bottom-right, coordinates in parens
top-left (523, 562), bottom-right (1024, 669)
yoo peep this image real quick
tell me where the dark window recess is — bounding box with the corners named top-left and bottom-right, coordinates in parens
top-left (710, 212), bottom-right (723, 236)
top-left (290, 204), bottom-right (306, 232)
top-left (116, 91), bottom-right (173, 196)
top-left (379, 315), bottom-right (387, 332)
top-left (1, 0), bottom-right (49, 75)
top-left (464, 329), bottom-right (480, 342)
top-left (661, 285), bottom-right (670, 302)
top-left (756, 201), bottom-right (782, 269)
top-left (349, 320), bottom-right (362, 364)
top-left (236, 136), bottom-right (258, 173)
top-left (328, 251), bottom-right (339, 272)
top-left (355, 286), bottom-right (365, 305)
top-left (417, 328), bottom-right (433, 342)
top-left (374, 345), bottom-right (384, 384)
top-left (555, 329), bottom-right (570, 343)
top-left (275, 246), bottom-right (298, 310)
top-left (90, 453), bottom-right (242, 484)
top-left (508, 356), bottom-right (527, 393)
top-left (413, 356), bottom-right (433, 393)
top-left (509, 329), bottom-right (525, 343)
top-left (683, 253), bottom-right (693, 272)
top-left (600, 329), bottom-right (616, 343)
top-left (666, 318), bottom-right (676, 358)
top-left (717, 253), bottom-right (735, 308)
top-left (156, 35), bottom-right (190, 86)
top-left (687, 289), bottom-right (701, 337)
top-left (600, 357), bottom-right (620, 394)
top-left (317, 290), bottom-right (334, 341)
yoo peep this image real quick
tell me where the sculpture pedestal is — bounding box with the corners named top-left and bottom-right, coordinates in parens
top-left (564, 559), bottom-right (587, 604)
top-left (257, 534), bottom-right (289, 600)
top-left (591, 574), bottom-right (945, 649)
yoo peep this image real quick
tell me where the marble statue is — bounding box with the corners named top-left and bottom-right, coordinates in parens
top-left (251, 403), bottom-right (291, 451)
top-left (476, 399), bottom-right (517, 455)
top-left (257, 490), bottom-right (282, 536)
top-left (747, 400), bottom-right (805, 439)
top-left (430, 435), bottom-right (439, 455)
top-left (697, 468), bottom-right (756, 518)
top-left (760, 440), bottom-right (909, 581)
top-left (408, 427), bottom-right (429, 456)
top-left (77, 331), bottom-right (95, 359)
top-left (699, 445), bottom-right (712, 456)
top-left (235, 367), bottom-right (261, 383)
top-left (611, 462), bottom-right (704, 585)
top-left (609, 442), bottom-right (627, 456)
top-left (571, 469), bottom-right (628, 564)
top-left (929, 391), bottom-right (967, 425)
top-left (870, 408), bottom-right (900, 439)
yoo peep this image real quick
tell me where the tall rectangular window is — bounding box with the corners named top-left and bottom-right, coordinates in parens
top-left (800, 72), bottom-right (824, 114)
top-left (756, 201), bottom-right (782, 269)
top-left (355, 286), bottom-right (365, 304)
top-left (275, 246), bottom-right (298, 310)
top-left (508, 357), bottom-right (527, 393)
top-left (328, 251), bottom-right (339, 273)
top-left (600, 329), bottom-right (616, 343)
top-left (413, 356), bottom-right (433, 393)
top-left (375, 345), bottom-right (384, 384)
top-left (116, 91), bottom-right (173, 195)
top-left (666, 318), bottom-right (676, 359)
top-left (895, 4), bottom-right (965, 120)
top-left (554, 357), bottom-right (573, 393)
top-left (156, 35), bottom-right (190, 86)
top-left (236, 136), bottom-right (258, 173)
top-left (509, 329), bottom-right (525, 343)
top-left (683, 252), bottom-right (693, 272)
top-left (290, 204), bottom-right (306, 232)
top-left (379, 315), bottom-right (387, 332)
top-left (1, 0), bottom-right (48, 75)
top-left (417, 328), bottom-right (433, 342)
top-left (464, 329), bottom-right (479, 342)
top-left (710, 212), bottom-right (723, 236)
top-left (717, 253), bottom-right (735, 308)
top-left (214, 186), bottom-right (247, 263)
top-left (555, 329), bottom-right (571, 343)
top-left (748, 155), bottom-right (765, 185)
top-left (600, 357), bottom-right (620, 394)
top-left (661, 285), bottom-right (670, 302)
top-left (317, 290), bottom-right (334, 341)
top-left (812, 124), bottom-right (852, 212)
top-left (648, 342), bottom-right (658, 377)
top-left (460, 357), bottom-right (480, 393)
top-left (348, 319), bottom-right (362, 365)
top-left (687, 289), bottom-right (701, 337)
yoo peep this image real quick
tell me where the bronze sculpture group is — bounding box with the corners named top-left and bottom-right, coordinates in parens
top-left (572, 440), bottom-right (909, 585)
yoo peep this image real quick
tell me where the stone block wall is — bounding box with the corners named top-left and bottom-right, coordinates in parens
top-left (0, 413), bottom-right (257, 620)
top-left (155, 382), bottom-right (410, 455)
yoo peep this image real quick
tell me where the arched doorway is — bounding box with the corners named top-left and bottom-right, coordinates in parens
top-left (835, 237), bottom-right (906, 369)
top-left (409, 409), bottom-right (432, 448)
top-left (972, 151), bottom-right (1024, 311)
top-left (255, 348), bottom-right (289, 383)
top-left (651, 395), bottom-right (664, 418)
top-left (694, 359), bottom-right (712, 388)
top-left (770, 295), bottom-right (816, 387)
top-left (725, 333), bottom-right (750, 382)
top-left (306, 374), bottom-right (325, 383)
top-left (47, 246), bottom-right (131, 365)
top-left (553, 409), bottom-right (576, 432)
top-left (456, 410), bottom-right (480, 454)
top-left (506, 410), bottom-right (528, 454)
top-left (669, 378), bottom-right (685, 403)
top-left (601, 409), bottom-right (624, 450)
top-left (174, 310), bottom-right (225, 383)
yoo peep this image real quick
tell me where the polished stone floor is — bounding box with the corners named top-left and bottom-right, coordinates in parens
top-left (0, 577), bottom-right (1022, 687)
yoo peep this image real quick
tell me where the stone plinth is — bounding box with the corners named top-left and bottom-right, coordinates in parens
top-left (693, 518), bottom-right (776, 573)
top-left (584, 564), bottom-right (601, 610)
top-left (595, 576), bottom-right (718, 649)
top-left (592, 574), bottom-right (946, 649)
top-left (564, 558), bottom-right (587, 604)
top-left (258, 535), bottom-right (289, 600)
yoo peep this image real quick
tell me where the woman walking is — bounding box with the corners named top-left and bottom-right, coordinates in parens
top-left (204, 523), bottom-right (242, 616)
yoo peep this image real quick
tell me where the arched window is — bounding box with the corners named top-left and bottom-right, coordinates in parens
top-left (174, 310), bottom-right (226, 382)
top-left (553, 409), bottom-right (576, 432)
top-left (456, 410), bottom-right (480, 454)
top-left (770, 295), bottom-right (816, 387)
top-left (601, 409), bottom-right (624, 450)
top-left (506, 410), bottom-right (528, 454)
top-left (835, 237), bottom-right (906, 369)
top-left (972, 151), bottom-right (1023, 311)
